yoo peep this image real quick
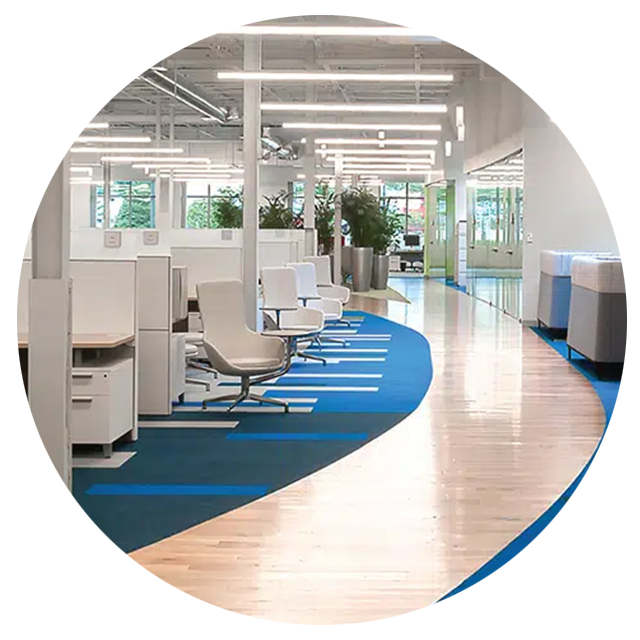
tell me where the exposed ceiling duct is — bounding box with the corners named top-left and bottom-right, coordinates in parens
top-left (18, 18), bottom-right (229, 124)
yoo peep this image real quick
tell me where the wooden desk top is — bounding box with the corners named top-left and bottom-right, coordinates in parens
top-left (17, 333), bottom-right (135, 349)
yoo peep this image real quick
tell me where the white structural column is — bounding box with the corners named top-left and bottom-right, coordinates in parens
top-left (243, 35), bottom-right (262, 329)
top-left (22, 142), bottom-right (33, 227)
top-left (29, 157), bottom-right (72, 489)
top-left (303, 139), bottom-right (316, 255)
top-left (333, 155), bottom-right (344, 284)
top-left (303, 82), bottom-right (316, 256)
top-left (168, 105), bottom-right (175, 229)
top-left (102, 160), bottom-right (111, 228)
top-left (444, 133), bottom-right (467, 288)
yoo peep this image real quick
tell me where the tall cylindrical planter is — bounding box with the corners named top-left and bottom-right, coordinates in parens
top-left (352, 247), bottom-right (374, 292)
top-left (371, 254), bottom-right (390, 290)
top-left (342, 245), bottom-right (353, 278)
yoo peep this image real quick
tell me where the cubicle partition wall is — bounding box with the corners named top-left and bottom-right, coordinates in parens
top-left (136, 255), bottom-right (188, 416)
top-left (18, 258), bottom-right (139, 454)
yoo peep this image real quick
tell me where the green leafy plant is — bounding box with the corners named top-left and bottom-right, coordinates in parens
top-left (314, 182), bottom-right (335, 254)
top-left (340, 186), bottom-right (381, 248)
top-left (371, 197), bottom-right (405, 254)
top-left (259, 190), bottom-right (297, 229)
top-left (211, 187), bottom-right (243, 228)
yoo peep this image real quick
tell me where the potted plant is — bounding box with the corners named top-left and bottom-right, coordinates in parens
top-left (259, 190), bottom-right (297, 229)
top-left (314, 182), bottom-right (335, 255)
top-left (211, 187), bottom-right (243, 228)
top-left (371, 198), bottom-right (405, 289)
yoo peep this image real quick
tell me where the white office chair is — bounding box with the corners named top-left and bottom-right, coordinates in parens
top-left (185, 343), bottom-right (211, 391)
top-left (184, 333), bottom-right (218, 378)
top-left (197, 280), bottom-right (290, 413)
top-left (304, 255), bottom-right (351, 327)
top-left (287, 262), bottom-right (347, 347)
top-left (261, 266), bottom-right (327, 365)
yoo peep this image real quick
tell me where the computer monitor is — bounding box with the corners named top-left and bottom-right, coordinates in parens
top-left (404, 234), bottom-right (420, 247)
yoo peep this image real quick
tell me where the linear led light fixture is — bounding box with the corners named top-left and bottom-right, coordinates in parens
top-left (71, 147), bottom-right (184, 154)
top-left (314, 138), bottom-right (439, 146)
top-left (445, 140), bottom-right (452, 157)
top-left (325, 156), bottom-right (434, 164)
top-left (70, 166), bottom-right (93, 174)
top-left (296, 174), bottom-right (335, 179)
top-left (173, 177), bottom-right (244, 182)
top-left (133, 163), bottom-right (230, 169)
top-left (159, 169), bottom-right (244, 175)
top-left (263, 103), bottom-right (447, 113)
top-left (219, 26), bottom-right (436, 36)
top-left (16, 122), bottom-right (109, 129)
top-left (343, 170), bottom-right (430, 176)
top-left (550, 113), bottom-right (627, 124)
top-left (218, 71), bottom-right (453, 82)
top-left (455, 106), bottom-right (464, 127)
top-left (513, 26), bottom-right (527, 62)
top-left (103, 156), bottom-right (211, 163)
top-left (320, 148), bottom-right (436, 156)
top-left (71, 136), bottom-right (151, 144)
top-left (70, 179), bottom-right (104, 185)
top-left (341, 164), bottom-right (434, 171)
top-left (283, 122), bottom-right (442, 132)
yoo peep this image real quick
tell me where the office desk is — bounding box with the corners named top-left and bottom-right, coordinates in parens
top-left (17, 332), bottom-right (134, 350)
top-left (18, 332), bottom-right (136, 456)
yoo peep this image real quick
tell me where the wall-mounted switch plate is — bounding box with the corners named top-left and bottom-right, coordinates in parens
top-left (103, 230), bottom-right (122, 248)
top-left (143, 230), bottom-right (159, 245)
top-left (221, 229), bottom-right (233, 241)
top-left (526, 232), bottom-right (534, 244)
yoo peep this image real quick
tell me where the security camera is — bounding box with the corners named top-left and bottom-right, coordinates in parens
top-left (76, 58), bottom-right (103, 82)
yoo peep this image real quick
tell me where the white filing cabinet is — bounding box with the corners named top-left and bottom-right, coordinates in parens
top-left (71, 355), bottom-right (134, 456)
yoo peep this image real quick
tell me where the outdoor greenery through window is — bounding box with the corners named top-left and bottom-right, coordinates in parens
top-left (185, 182), bottom-right (243, 228)
top-left (380, 182), bottom-right (426, 237)
top-left (92, 181), bottom-right (156, 228)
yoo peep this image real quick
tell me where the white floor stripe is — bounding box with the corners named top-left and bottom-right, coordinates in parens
top-left (140, 420), bottom-right (239, 428)
top-left (72, 451), bottom-right (136, 469)
top-left (304, 348), bottom-right (388, 353)
top-left (198, 406), bottom-right (313, 413)
top-left (295, 357), bottom-right (386, 363)
top-left (257, 385), bottom-right (379, 392)
top-left (264, 373), bottom-right (382, 380)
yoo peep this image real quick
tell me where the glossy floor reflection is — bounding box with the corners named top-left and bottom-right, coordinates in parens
top-left (466, 274), bottom-right (523, 320)
top-left (130, 278), bottom-right (604, 624)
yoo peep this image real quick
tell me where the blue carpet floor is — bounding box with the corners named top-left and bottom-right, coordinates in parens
top-left (72, 311), bottom-right (433, 553)
top-left (409, 329), bottom-right (627, 625)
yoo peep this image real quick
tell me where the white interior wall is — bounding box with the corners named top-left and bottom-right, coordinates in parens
top-left (523, 45), bottom-right (627, 321)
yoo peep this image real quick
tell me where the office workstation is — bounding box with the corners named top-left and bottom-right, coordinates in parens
top-left (17, 14), bottom-right (626, 626)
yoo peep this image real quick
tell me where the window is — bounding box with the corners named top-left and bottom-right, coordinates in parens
top-left (185, 182), bottom-right (243, 228)
top-left (380, 182), bottom-right (426, 239)
top-left (92, 181), bottom-right (156, 228)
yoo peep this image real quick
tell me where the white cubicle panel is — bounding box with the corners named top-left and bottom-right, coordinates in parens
top-left (172, 266), bottom-right (188, 323)
top-left (137, 255), bottom-right (171, 332)
top-left (18, 259), bottom-right (137, 335)
top-left (172, 246), bottom-right (243, 297)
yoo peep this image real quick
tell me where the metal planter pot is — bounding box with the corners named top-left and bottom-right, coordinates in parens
top-left (371, 254), bottom-right (390, 290)
top-left (341, 245), bottom-right (353, 278)
top-left (351, 247), bottom-right (374, 292)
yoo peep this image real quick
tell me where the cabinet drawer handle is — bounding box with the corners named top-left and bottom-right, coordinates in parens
top-left (72, 373), bottom-right (94, 379)
top-left (72, 396), bottom-right (93, 403)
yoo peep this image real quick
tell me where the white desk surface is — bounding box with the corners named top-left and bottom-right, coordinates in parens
top-left (17, 333), bottom-right (135, 349)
